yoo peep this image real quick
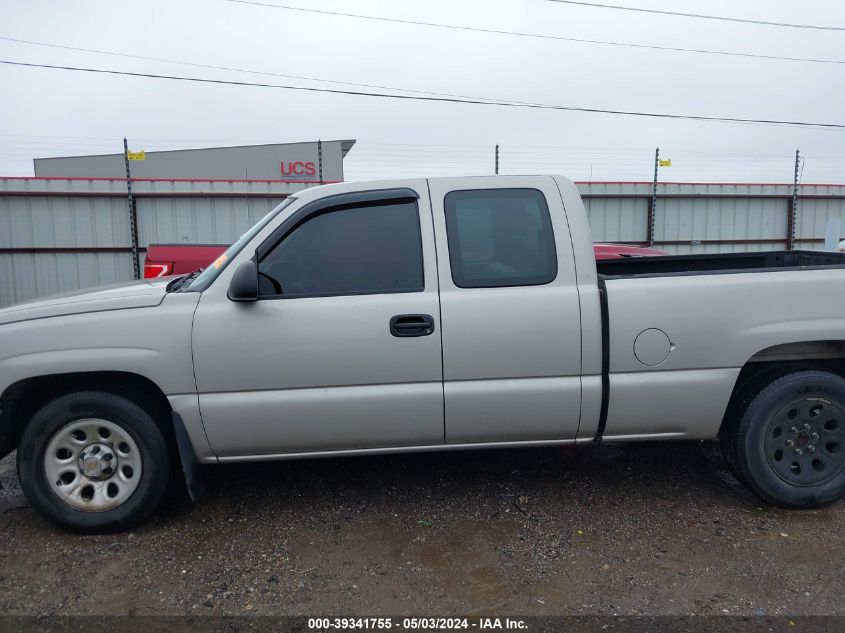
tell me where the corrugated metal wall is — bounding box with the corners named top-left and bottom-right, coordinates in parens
top-left (2, 178), bottom-right (845, 307)
top-left (0, 178), bottom-right (301, 306)
top-left (580, 182), bottom-right (845, 254)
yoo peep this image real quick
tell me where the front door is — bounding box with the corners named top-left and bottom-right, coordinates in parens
top-left (191, 183), bottom-right (444, 458)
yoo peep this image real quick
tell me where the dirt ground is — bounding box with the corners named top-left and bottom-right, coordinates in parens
top-left (1, 440), bottom-right (844, 617)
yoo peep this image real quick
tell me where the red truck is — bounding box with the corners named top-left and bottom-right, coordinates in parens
top-left (143, 244), bottom-right (230, 278)
top-left (144, 242), bottom-right (667, 278)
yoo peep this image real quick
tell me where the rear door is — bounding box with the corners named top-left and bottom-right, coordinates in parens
top-left (191, 184), bottom-right (444, 457)
top-left (427, 176), bottom-right (583, 443)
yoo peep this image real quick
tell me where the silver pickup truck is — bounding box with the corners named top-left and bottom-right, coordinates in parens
top-left (2, 175), bottom-right (845, 533)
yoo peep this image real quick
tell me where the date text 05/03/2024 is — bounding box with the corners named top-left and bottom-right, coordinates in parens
top-left (307, 618), bottom-right (528, 630)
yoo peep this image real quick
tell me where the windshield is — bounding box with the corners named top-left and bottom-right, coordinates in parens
top-left (184, 197), bottom-right (296, 292)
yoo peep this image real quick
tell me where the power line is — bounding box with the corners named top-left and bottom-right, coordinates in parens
top-left (221, 0), bottom-right (845, 65)
top-left (545, 1), bottom-right (845, 31)
top-left (0, 36), bottom-right (501, 102)
top-left (0, 57), bottom-right (601, 117)
top-left (3, 58), bottom-right (845, 131)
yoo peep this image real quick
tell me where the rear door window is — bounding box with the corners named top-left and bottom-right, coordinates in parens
top-left (444, 189), bottom-right (557, 288)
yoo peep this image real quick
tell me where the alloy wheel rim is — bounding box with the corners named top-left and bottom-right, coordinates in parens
top-left (764, 397), bottom-right (845, 487)
top-left (44, 418), bottom-right (142, 511)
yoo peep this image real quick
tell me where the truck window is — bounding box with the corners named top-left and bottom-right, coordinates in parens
top-left (185, 197), bottom-right (296, 292)
top-left (257, 200), bottom-right (424, 298)
top-left (444, 189), bottom-right (557, 288)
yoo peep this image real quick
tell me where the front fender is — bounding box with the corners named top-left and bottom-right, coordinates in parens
top-left (0, 294), bottom-right (200, 399)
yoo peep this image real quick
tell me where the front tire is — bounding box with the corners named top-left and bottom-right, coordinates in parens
top-left (17, 391), bottom-right (170, 533)
top-left (725, 370), bottom-right (845, 509)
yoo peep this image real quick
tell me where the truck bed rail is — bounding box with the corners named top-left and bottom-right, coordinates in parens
top-left (597, 250), bottom-right (845, 278)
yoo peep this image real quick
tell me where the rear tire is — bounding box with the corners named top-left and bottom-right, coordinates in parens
top-left (723, 370), bottom-right (845, 508)
top-left (720, 365), bottom-right (800, 486)
top-left (17, 391), bottom-right (170, 533)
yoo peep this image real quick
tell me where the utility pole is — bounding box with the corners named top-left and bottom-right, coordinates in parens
top-left (317, 139), bottom-right (323, 184)
top-left (648, 147), bottom-right (659, 247)
top-left (494, 144), bottom-right (499, 174)
top-left (788, 148), bottom-right (801, 250)
top-left (123, 137), bottom-right (140, 280)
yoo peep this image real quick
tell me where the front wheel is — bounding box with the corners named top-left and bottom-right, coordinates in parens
top-left (17, 391), bottom-right (170, 533)
top-left (725, 370), bottom-right (845, 509)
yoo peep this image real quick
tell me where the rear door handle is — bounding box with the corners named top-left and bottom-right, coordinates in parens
top-left (390, 314), bottom-right (435, 337)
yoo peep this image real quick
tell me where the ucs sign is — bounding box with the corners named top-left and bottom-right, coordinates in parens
top-left (280, 161), bottom-right (317, 178)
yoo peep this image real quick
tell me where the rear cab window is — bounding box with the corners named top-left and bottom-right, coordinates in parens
top-left (443, 188), bottom-right (557, 288)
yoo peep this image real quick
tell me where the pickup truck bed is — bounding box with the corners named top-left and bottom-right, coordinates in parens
top-left (597, 250), bottom-right (845, 277)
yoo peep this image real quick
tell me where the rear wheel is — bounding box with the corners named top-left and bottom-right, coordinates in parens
top-left (17, 391), bottom-right (170, 533)
top-left (724, 370), bottom-right (845, 508)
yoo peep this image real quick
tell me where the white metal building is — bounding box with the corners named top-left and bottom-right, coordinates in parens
top-left (33, 139), bottom-right (356, 182)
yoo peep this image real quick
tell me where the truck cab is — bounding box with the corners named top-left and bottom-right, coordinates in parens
top-left (189, 176), bottom-right (597, 456)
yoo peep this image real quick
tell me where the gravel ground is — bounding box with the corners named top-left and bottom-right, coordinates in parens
top-left (0, 441), bottom-right (844, 616)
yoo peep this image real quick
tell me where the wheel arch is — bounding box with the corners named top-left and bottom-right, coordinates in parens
top-left (720, 340), bottom-right (845, 437)
top-left (0, 370), bottom-right (173, 459)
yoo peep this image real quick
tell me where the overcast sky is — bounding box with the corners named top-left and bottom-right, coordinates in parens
top-left (1, 0), bottom-right (844, 183)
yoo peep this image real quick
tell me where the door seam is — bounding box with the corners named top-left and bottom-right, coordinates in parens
top-left (425, 178), bottom-right (447, 444)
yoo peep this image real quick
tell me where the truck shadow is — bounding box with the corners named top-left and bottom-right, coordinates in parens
top-left (193, 440), bottom-right (760, 516)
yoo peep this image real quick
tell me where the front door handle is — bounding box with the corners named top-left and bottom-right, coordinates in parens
top-left (390, 314), bottom-right (435, 337)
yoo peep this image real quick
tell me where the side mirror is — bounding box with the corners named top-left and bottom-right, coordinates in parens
top-left (227, 260), bottom-right (259, 302)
